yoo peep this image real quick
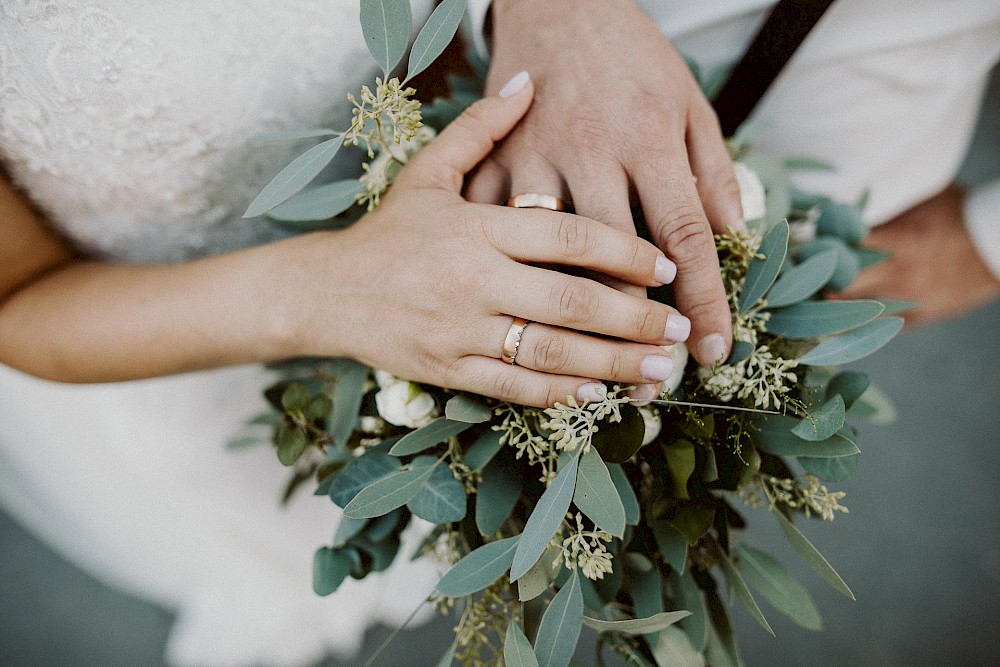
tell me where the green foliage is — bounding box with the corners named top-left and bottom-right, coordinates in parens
top-left (436, 536), bottom-right (520, 597)
top-left (755, 415), bottom-right (859, 458)
top-left (268, 180), bottom-right (364, 222)
top-left (330, 360), bottom-right (370, 447)
top-left (510, 451), bottom-right (580, 581)
top-left (504, 623), bottom-right (540, 667)
top-left (243, 137), bottom-right (344, 218)
top-left (825, 371), bottom-right (870, 408)
top-left (463, 429), bottom-right (504, 471)
top-left (651, 626), bottom-right (704, 667)
top-left (816, 202), bottom-right (866, 244)
top-left (775, 511), bottom-right (854, 599)
top-left (343, 459), bottom-right (438, 518)
top-left (313, 547), bottom-right (351, 596)
top-left (799, 237), bottom-right (860, 291)
top-left (766, 249), bottom-right (838, 308)
top-left (444, 394), bottom-right (492, 423)
top-left (407, 462), bottom-right (466, 523)
top-left (766, 300), bottom-right (884, 339)
top-left (276, 422), bottom-right (308, 466)
top-left (405, 0), bottom-right (467, 82)
top-left (329, 450), bottom-right (399, 507)
top-left (607, 464), bottom-right (640, 525)
top-left (583, 610), bottom-right (691, 635)
top-left (573, 448), bottom-right (626, 538)
top-left (534, 571), bottom-right (584, 667)
top-left (799, 453), bottom-right (859, 482)
top-left (476, 458), bottom-right (522, 535)
top-left (798, 317), bottom-right (904, 366)
top-left (718, 547), bottom-right (774, 636)
top-left (735, 543), bottom-right (822, 630)
top-left (739, 220), bottom-right (789, 313)
top-left (360, 0), bottom-right (412, 76)
top-left (791, 395), bottom-right (846, 441)
top-left (662, 440), bottom-right (697, 499)
top-left (591, 403), bottom-right (645, 463)
top-left (651, 521), bottom-right (688, 571)
top-left (674, 567), bottom-right (709, 651)
top-left (389, 418), bottom-right (470, 456)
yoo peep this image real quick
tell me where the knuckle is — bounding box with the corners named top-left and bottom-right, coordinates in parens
top-left (632, 301), bottom-right (666, 341)
top-left (552, 281), bottom-right (599, 325)
top-left (542, 384), bottom-right (566, 409)
top-left (606, 348), bottom-right (628, 380)
top-left (655, 205), bottom-right (712, 261)
top-left (491, 373), bottom-right (521, 402)
top-left (555, 214), bottom-right (591, 259)
top-left (531, 333), bottom-right (569, 373)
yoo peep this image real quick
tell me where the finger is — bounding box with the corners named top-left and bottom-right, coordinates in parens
top-left (568, 168), bottom-right (652, 298)
top-left (464, 157), bottom-right (510, 205)
top-left (446, 355), bottom-right (608, 408)
top-left (401, 71), bottom-right (534, 191)
top-left (507, 152), bottom-right (570, 206)
top-left (486, 208), bottom-right (676, 287)
top-left (688, 103), bottom-right (745, 234)
top-left (476, 318), bottom-right (677, 386)
top-left (634, 142), bottom-right (732, 366)
top-left (493, 264), bottom-right (692, 345)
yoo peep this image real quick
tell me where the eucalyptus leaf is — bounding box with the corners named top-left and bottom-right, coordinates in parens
top-left (718, 550), bottom-right (774, 636)
top-left (704, 588), bottom-right (742, 667)
top-left (825, 371), bottom-right (870, 409)
top-left (463, 429), bottom-right (504, 471)
top-left (534, 570), bottom-right (584, 667)
top-left (755, 415), bottom-right (859, 458)
top-left (727, 340), bottom-right (755, 365)
top-left (504, 622), bottom-right (540, 667)
top-left (766, 300), bottom-right (884, 339)
top-left (444, 394), bottom-right (492, 423)
top-left (389, 418), bottom-right (471, 456)
top-left (510, 452), bottom-right (580, 581)
top-left (854, 247), bottom-right (892, 269)
top-left (792, 395), bottom-right (846, 441)
top-left (518, 543), bottom-right (562, 602)
top-left (878, 298), bottom-right (918, 315)
top-left (243, 137), bottom-right (344, 217)
top-left (276, 423), bottom-right (308, 466)
top-left (799, 237), bottom-right (860, 291)
top-left (329, 359), bottom-right (369, 448)
top-left (583, 611), bottom-right (691, 635)
top-left (329, 450), bottom-right (399, 507)
top-left (846, 384), bottom-right (897, 425)
top-left (666, 502), bottom-right (715, 547)
top-left (313, 547), bottom-right (350, 596)
top-left (739, 221), bottom-right (789, 313)
top-left (651, 626), bottom-right (703, 667)
top-left (343, 461), bottom-right (437, 519)
top-left (574, 448), bottom-right (626, 538)
top-left (405, 0), bottom-right (466, 81)
top-left (607, 464), bottom-right (640, 525)
top-left (268, 179), bottom-right (362, 222)
top-left (663, 440), bottom-right (696, 499)
top-left (799, 453), bottom-right (859, 482)
top-left (775, 511), bottom-right (855, 599)
top-left (591, 403), bottom-right (644, 463)
top-left (765, 250), bottom-right (838, 308)
top-left (360, 0), bottom-right (412, 75)
top-left (332, 515), bottom-right (368, 548)
top-left (816, 201), bottom-right (866, 244)
top-left (740, 151), bottom-right (791, 229)
top-left (735, 544), bottom-right (822, 630)
top-left (651, 521), bottom-right (688, 571)
top-left (407, 462), bottom-right (467, 523)
top-left (675, 567), bottom-right (709, 651)
top-left (437, 535), bottom-right (520, 597)
top-left (628, 561), bottom-right (664, 642)
top-left (798, 317), bottom-right (904, 366)
top-left (476, 459), bottom-right (522, 536)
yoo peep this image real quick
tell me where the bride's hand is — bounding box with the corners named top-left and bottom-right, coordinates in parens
top-left (298, 74), bottom-right (690, 407)
top-left (465, 0), bottom-right (740, 373)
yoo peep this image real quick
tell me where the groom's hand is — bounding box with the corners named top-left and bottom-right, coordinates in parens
top-left (465, 0), bottom-right (741, 367)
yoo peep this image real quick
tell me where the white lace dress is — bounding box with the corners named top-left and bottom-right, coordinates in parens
top-left (0, 2), bottom-right (440, 666)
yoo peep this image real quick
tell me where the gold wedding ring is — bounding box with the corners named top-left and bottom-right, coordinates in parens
top-left (501, 316), bottom-right (531, 365)
top-left (506, 193), bottom-right (567, 211)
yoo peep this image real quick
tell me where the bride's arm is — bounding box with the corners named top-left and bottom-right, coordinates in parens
top-left (0, 78), bottom-right (691, 406)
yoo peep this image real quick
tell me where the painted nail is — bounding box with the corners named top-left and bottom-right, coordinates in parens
top-left (664, 314), bottom-right (691, 342)
top-left (698, 333), bottom-right (727, 365)
top-left (576, 382), bottom-right (608, 404)
top-left (626, 383), bottom-right (660, 406)
top-left (499, 71), bottom-right (531, 98)
top-left (654, 256), bottom-right (677, 284)
top-left (640, 355), bottom-right (674, 382)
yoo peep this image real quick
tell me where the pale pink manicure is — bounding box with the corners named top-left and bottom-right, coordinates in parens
top-left (664, 314), bottom-right (691, 342)
top-left (626, 383), bottom-right (660, 406)
top-left (698, 333), bottom-right (728, 365)
top-left (499, 71), bottom-right (530, 98)
top-left (576, 382), bottom-right (607, 404)
top-left (654, 256), bottom-right (677, 284)
top-left (641, 355), bottom-right (673, 382)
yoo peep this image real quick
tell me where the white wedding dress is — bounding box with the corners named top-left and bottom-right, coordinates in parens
top-left (0, 2), bottom-right (441, 666)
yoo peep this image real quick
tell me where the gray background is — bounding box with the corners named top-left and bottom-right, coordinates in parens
top-left (2, 69), bottom-right (998, 667)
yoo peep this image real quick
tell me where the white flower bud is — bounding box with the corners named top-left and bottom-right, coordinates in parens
top-left (375, 381), bottom-right (437, 428)
top-left (734, 162), bottom-right (767, 223)
top-left (640, 407), bottom-right (662, 446)
top-left (374, 369), bottom-right (400, 388)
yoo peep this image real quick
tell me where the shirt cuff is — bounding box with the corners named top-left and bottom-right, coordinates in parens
top-left (462, 0), bottom-right (494, 60)
top-left (964, 177), bottom-right (1000, 279)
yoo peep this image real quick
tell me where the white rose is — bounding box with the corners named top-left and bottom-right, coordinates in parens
top-left (375, 381), bottom-right (437, 428)
top-left (640, 407), bottom-right (662, 446)
top-left (661, 342), bottom-right (689, 396)
top-left (734, 162), bottom-right (767, 223)
top-left (374, 369), bottom-right (400, 388)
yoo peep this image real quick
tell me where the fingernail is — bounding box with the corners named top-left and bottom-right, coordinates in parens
top-left (626, 383), bottom-right (660, 406)
top-left (576, 382), bottom-right (607, 404)
top-left (654, 256), bottom-right (677, 284)
top-left (499, 71), bottom-right (530, 98)
top-left (664, 314), bottom-right (691, 342)
top-left (641, 355), bottom-right (673, 382)
top-left (698, 333), bottom-right (727, 365)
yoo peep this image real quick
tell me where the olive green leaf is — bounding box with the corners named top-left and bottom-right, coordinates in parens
top-left (607, 464), bottom-right (640, 525)
top-left (574, 448), bottom-right (626, 538)
top-left (329, 359), bottom-right (369, 447)
top-left (765, 249), bottom-right (838, 308)
top-left (510, 451), bottom-right (580, 581)
top-left (755, 414), bottom-right (859, 458)
top-left (583, 610), bottom-right (691, 635)
top-left (407, 462), bottom-right (467, 523)
top-left (534, 570), bottom-right (584, 667)
top-left (243, 137), bottom-right (344, 217)
top-left (405, 0), bottom-right (466, 82)
top-left (343, 460), bottom-right (438, 518)
top-left (798, 317), bottom-right (904, 366)
top-left (389, 418), bottom-right (471, 456)
top-left (792, 395), bottom-right (846, 441)
top-left (444, 394), bottom-right (492, 423)
top-left (504, 622), bottom-right (540, 667)
top-left (476, 458), bottom-right (522, 536)
top-left (268, 179), bottom-right (363, 222)
top-left (591, 403), bottom-right (644, 463)
top-left (437, 535), bottom-right (520, 597)
top-left (276, 422), bottom-right (308, 466)
top-left (740, 220), bottom-right (789, 313)
top-left (775, 511), bottom-right (855, 599)
top-left (718, 548), bottom-right (774, 636)
top-left (766, 300), bottom-right (884, 339)
top-left (313, 547), bottom-right (351, 596)
top-left (735, 543), bottom-right (822, 630)
top-left (360, 0), bottom-right (412, 76)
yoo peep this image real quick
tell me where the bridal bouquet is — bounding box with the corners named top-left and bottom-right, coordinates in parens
top-left (236, 1), bottom-right (903, 665)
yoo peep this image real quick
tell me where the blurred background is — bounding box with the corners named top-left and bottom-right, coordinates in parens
top-left (1, 64), bottom-right (998, 667)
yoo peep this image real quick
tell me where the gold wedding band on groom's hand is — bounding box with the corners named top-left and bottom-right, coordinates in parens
top-left (506, 193), bottom-right (567, 212)
top-left (501, 317), bottom-right (531, 365)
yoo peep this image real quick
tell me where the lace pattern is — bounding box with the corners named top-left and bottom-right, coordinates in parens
top-left (0, 0), bottom-right (435, 262)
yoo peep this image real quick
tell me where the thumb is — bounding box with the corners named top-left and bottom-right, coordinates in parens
top-left (401, 71), bottom-right (533, 190)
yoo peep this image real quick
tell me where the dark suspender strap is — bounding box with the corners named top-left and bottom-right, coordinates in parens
top-left (713, 0), bottom-right (836, 136)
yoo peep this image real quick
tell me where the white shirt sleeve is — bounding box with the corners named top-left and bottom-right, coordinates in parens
top-left (462, 0), bottom-right (493, 59)
top-left (964, 178), bottom-right (1000, 279)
